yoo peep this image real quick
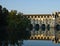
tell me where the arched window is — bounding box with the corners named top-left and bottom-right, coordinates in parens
top-left (34, 24), bottom-right (39, 31)
top-left (41, 24), bottom-right (45, 31)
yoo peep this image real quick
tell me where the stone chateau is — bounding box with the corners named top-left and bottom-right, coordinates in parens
top-left (23, 12), bottom-right (60, 28)
top-left (23, 12), bottom-right (60, 40)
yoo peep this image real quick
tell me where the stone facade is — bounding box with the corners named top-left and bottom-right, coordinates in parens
top-left (23, 13), bottom-right (55, 28)
top-left (23, 12), bottom-right (60, 27)
top-left (23, 12), bottom-right (60, 40)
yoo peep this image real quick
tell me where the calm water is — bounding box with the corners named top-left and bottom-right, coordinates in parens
top-left (4, 28), bottom-right (60, 46)
top-left (22, 40), bottom-right (60, 46)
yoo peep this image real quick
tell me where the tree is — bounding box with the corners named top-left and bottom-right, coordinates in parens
top-left (28, 24), bottom-right (33, 30)
top-left (0, 5), bottom-right (31, 46)
top-left (7, 10), bottom-right (18, 44)
top-left (0, 5), bottom-right (3, 46)
top-left (7, 10), bottom-right (31, 44)
top-left (0, 5), bottom-right (9, 46)
top-left (16, 12), bottom-right (31, 40)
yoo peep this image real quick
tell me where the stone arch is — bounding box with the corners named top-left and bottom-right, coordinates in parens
top-left (41, 24), bottom-right (46, 31)
top-left (31, 37), bottom-right (33, 39)
top-left (47, 37), bottom-right (50, 40)
top-left (55, 24), bottom-right (60, 30)
top-left (35, 37), bottom-right (37, 39)
top-left (34, 24), bottom-right (39, 31)
top-left (41, 37), bottom-right (43, 39)
top-left (47, 24), bottom-right (50, 30)
top-left (44, 37), bottom-right (46, 39)
top-left (38, 37), bottom-right (40, 39)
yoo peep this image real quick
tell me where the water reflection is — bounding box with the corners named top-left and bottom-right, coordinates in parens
top-left (1, 28), bottom-right (60, 46)
top-left (30, 28), bottom-right (60, 43)
top-left (22, 40), bottom-right (60, 46)
top-left (1, 40), bottom-right (23, 46)
top-left (30, 28), bottom-right (55, 39)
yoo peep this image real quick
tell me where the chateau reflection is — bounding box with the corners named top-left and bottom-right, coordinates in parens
top-left (24, 12), bottom-right (60, 44)
top-left (53, 29), bottom-right (60, 43)
top-left (30, 28), bottom-right (60, 44)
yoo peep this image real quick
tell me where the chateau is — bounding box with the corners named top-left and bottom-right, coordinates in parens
top-left (23, 12), bottom-right (60, 28)
top-left (23, 12), bottom-right (60, 40)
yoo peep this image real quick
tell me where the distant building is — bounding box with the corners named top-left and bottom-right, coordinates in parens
top-left (23, 12), bottom-right (60, 37)
top-left (23, 12), bottom-right (60, 27)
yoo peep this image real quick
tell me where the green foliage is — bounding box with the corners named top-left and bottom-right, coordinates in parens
top-left (0, 5), bottom-right (31, 45)
top-left (28, 24), bottom-right (33, 30)
top-left (7, 10), bottom-right (31, 41)
top-left (0, 5), bottom-right (8, 41)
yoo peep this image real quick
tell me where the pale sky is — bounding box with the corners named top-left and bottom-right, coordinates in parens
top-left (0, 0), bottom-right (60, 14)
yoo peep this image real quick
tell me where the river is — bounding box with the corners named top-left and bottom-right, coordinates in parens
top-left (22, 40), bottom-right (60, 46)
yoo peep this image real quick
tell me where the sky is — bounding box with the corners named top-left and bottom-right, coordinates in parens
top-left (0, 0), bottom-right (60, 14)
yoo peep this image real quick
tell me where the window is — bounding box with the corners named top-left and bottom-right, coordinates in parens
top-left (31, 16), bottom-right (33, 18)
top-left (47, 16), bottom-right (49, 18)
top-left (41, 16), bottom-right (43, 18)
top-left (38, 16), bottom-right (40, 18)
top-left (44, 16), bottom-right (46, 18)
top-left (35, 16), bottom-right (36, 18)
